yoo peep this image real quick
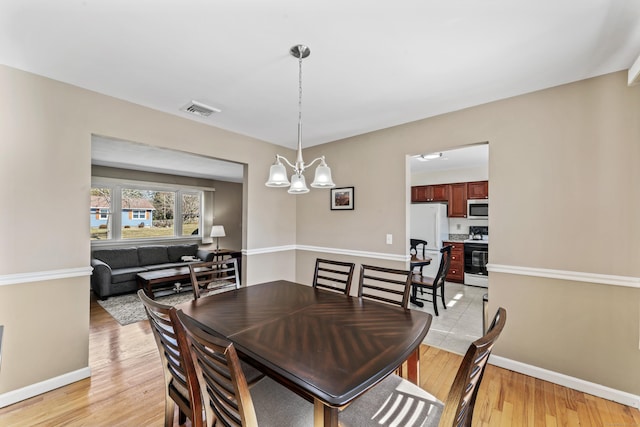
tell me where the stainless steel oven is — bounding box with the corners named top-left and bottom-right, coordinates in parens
top-left (464, 226), bottom-right (488, 287)
top-left (464, 242), bottom-right (488, 287)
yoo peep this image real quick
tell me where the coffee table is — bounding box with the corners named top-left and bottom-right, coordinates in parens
top-left (137, 266), bottom-right (193, 299)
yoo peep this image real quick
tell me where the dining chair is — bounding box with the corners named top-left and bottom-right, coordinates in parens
top-left (411, 245), bottom-right (453, 316)
top-left (137, 289), bottom-right (196, 426)
top-left (189, 258), bottom-right (240, 299)
top-left (312, 258), bottom-right (356, 295)
top-left (138, 290), bottom-right (264, 426)
top-left (357, 264), bottom-right (413, 309)
top-left (172, 308), bottom-right (314, 427)
top-left (339, 307), bottom-right (507, 427)
top-left (409, 238), bottom-right (428, 258)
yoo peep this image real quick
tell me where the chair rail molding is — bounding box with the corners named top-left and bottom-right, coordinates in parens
top-left (487, 264), bottom-right (640, 289)
top-left (0, 267), bottom-right (93, 287)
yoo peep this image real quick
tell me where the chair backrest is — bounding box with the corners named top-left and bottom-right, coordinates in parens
top-left (440, 307), bottom-right (507, 427)
top-left (312, 258), bottom-right (356, 295)
top-left (432, 245), bottom-right (453, 286)
top-left (172, 308), bottom-right (257, 427)
top-left (357, 264), bottom-right (413, 309)
top-left (137, 289), bottom-right (195, 419)
top-left (409, 239), bottom-right (428, 257)
top-left (190, 258), bottom-right (240, 299)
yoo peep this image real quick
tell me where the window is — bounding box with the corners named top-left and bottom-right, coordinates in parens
top-left (181, 193), bottom-right (201, 236)
top-left (131, 210), bottom-right (146, 220)
top-left (90, 188), bottom-right (112, 240)
top-left (91, 181), bottom-right (203, 242)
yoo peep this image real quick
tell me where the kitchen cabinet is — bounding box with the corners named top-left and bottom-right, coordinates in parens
top-left (467, 181), bottom-right (488, 199)
top-left (411, 184), bottom-right (449, 202)
top-left (443, 241), bottom-right (464, 283)
top-left (448, 183), bottom-right (467, 217)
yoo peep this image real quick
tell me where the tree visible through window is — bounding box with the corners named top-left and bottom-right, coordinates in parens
top-left (90, 188), bottom-right (112, 240)
top-left (182, 193), bottom-right (200, 236)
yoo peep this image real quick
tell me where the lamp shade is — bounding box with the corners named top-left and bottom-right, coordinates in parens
top-left (210, 225), bottom-right (226, 238)
top-left (288, 173), bottom-right (309, 194)
top-left (265, 159), bottom-right (290, 187)
top-left (310, 161), bottom-right (335, 188)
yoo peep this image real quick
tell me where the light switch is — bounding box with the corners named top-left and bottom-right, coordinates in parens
top-left (386, 234), bottom-right (393, 244)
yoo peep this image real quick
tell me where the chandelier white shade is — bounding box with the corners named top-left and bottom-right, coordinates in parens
top-left (265, 45), bottom-right (335, 194)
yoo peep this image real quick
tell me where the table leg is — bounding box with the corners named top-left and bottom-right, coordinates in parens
top-left (406, 347), bottom-right (420, 385)
top-left (314, 399), bottom-right (338, 427)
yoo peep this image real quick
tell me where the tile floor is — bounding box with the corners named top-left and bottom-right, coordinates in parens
top-left (410, 282), bottom-right (487, 355)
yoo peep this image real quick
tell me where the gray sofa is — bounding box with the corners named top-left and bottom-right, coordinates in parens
top-left (91, 244), bottom-right (213, 299)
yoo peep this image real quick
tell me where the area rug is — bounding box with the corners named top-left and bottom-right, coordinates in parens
top-left (97, 292), bottom-right (194, 326)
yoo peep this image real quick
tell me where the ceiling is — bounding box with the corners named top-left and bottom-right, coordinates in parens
top-left (3, 1), bottom-right (639, 182)
top-left (91, 135), bottom-right (244, 182)
top-left (410, 144), bottom-right (488, 173)
top-left (2, 1), bottom-right (639, 151)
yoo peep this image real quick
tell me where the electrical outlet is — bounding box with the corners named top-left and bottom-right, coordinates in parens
top-left (386, 234), bottom-right (393, 244)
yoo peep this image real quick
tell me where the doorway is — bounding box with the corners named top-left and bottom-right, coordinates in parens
top-left (408, 143), bottom-right (488, 354)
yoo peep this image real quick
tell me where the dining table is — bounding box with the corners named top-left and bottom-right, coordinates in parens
top-left (176, 280), bottom-right (432, 427)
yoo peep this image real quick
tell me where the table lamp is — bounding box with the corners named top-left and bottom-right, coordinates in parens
top-left (210, 225), bottom-right (226, 252)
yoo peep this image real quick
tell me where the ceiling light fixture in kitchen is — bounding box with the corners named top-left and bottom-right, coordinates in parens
top-left (265, 45), bottom-right (335, 194)
top-left (417, 152), bottom-right (443, 161)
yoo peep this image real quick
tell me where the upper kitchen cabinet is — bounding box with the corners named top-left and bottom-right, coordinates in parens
top-left (467, 180), bottom-right (489, 199)
top-left (448, 183), bottom-right (468, 217)
top-left (411, 184), bottom-right (449, 203)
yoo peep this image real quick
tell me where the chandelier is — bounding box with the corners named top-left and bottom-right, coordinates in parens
top-left (265, 45), bottom-right (335, 194)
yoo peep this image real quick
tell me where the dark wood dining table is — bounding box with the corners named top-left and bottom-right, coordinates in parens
top-left (176, 280), bottom-right (432, 427)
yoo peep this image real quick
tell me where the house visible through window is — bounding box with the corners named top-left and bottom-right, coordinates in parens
top-left (91, 181), bottom-right (203, 242)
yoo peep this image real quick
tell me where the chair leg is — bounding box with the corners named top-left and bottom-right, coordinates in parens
top-left (432, 287), bottom-right (439, 316)
top-left (440, 283), bottom-right (447, 310)
top-left (178, 408), bottom-right (187, 425)
top-left (164, 399), bottom-right (176, 427)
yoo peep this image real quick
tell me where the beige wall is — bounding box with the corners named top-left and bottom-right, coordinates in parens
top-left (0, 64), bottom-right (296, 396)
top-left (296, 71), bottom-right (640, 395)
top-left (2, 63), bottom-right (639, 401)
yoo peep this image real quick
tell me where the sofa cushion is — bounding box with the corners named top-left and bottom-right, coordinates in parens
top-left (167, 244), bottom-right (199, 262)
top-left (144, 262), bottom-right (191, 271)
top-left (111, 267), bottom-right (147, 284)
top-left (138, 246), bottom-right (170, 266)
top-left (93, 248), bottom-right (139, 269)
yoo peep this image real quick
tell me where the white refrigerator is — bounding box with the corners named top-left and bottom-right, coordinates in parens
top-left (410, 203), bottom-right (449, 277)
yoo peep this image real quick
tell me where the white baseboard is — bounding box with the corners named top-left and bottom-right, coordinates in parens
top-left (0, 367), bottom-right (91, 409)
top-left (490, 355), bottom-right (640, 408)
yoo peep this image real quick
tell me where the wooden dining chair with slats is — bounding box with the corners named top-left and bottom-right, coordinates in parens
top-left (139, 290), bottom-right (264, 427)
top-left (357, 264), bottom-right (420, 384)
top-left (189, 258), bottom-right (240, 299)
top-left (411, 245), bottom-right (453, 316)
top-left (357, 264), bottom-right (413, 309)
top-left (172, 308), bottom-right (314, 427)
top-left (339, 307), bottom-right (507, 427)
top-left (138, 289), bottom-right (196, 427)
top-left (312, 258), bottom-right (356, 295)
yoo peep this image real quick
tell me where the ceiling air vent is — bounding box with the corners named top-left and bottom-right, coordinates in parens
top-left (180, 100), bottom-right (221, 117)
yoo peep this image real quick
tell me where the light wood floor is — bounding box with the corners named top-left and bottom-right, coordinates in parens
top-left (0, 296), bottom-right (638, 426)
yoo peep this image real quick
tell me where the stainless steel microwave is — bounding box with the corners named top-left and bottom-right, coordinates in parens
top-left (467, 199), bottom-right (489, 219)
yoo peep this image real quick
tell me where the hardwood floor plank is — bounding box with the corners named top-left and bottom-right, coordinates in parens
top-left (0, 293), bottom-right (638, 426)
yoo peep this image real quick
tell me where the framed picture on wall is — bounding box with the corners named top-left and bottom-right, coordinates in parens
top-left (330, 187), bottom-right (354, 210)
